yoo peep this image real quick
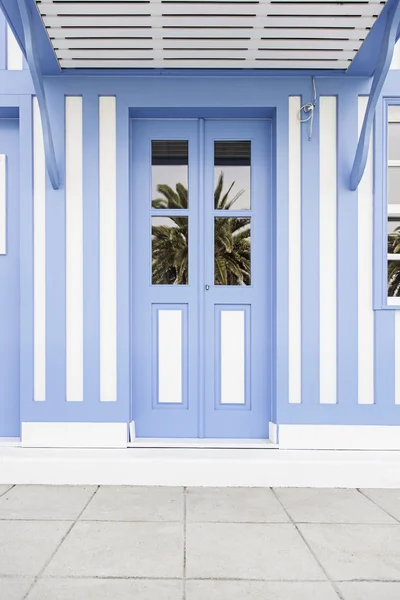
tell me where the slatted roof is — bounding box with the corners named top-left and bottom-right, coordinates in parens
top-left (35, 0), bottom-right (388, 69)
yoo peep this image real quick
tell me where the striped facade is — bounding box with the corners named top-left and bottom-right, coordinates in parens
top-left (1, 13), bottom-right (400, 448)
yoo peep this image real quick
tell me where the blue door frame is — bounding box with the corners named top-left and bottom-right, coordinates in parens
top-left (131, 118), bottom-right (272, 439)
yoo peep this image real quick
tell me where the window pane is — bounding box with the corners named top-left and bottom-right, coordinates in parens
top-left (389, 106), bottom-right (400, 121)
top-left (214, 217), bottom-right (251, 285)
top-left (388, 260), bottom-right (400, 297)
top-left (152, 141), bottom-right (188, 209)
top-left (389, 123), bottom-right (400, 160)
top-left (214, 141), bottom-right (251, 210)
top-left (388, 167), bottom-right (400, 204)
top-left (388, 219), bottom-right (400, 252)
top-left (152, 216), bottom-right (188, 284)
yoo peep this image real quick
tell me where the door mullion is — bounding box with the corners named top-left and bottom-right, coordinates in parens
top-left (198, 118), bottom-right (206, 438)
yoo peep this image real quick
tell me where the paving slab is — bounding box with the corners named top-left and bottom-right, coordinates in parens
top-left (44, 521), bottom-right (183, 578)
top-left (360, 489), bottom-right (400, 521)
top-left (0, 577), bottom-right (34, 600)
top-left (274, 488), bottom-right (395, 523)
top-left (186, 581), bottom-right (340, 600)
top-left (0, 520), bottom-right (72, 576)
top-left (337, 582), bottom-right (400, 600)
top-left (0, 485), bottom-right (13, 497)
top-left (299, 523), bottom-right (400, 580)
top-left (0, 485), bottom-right (96, 520)
top-left (186, 522), bottom-right (326, 580)
top-left (186, 487), bottom-right (289, 523)
top-left (81, 486), bottom-right (184, 521)
top-left (26, 578), bottom-right (183, 600)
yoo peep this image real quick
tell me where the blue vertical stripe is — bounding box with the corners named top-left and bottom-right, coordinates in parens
top-left (374, 310), bottom-right (395, 410)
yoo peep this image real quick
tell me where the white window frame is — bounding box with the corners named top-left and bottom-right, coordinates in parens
top-left (387, 110), bottom-right (400, 305)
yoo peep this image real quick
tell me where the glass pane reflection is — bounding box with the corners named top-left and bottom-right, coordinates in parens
top-left (214, 141), bottom-right (251, 210)
top-left (214, 217), bottom-right (251, 286)
top-left (152, 216), bottom-right (188, 285)
top-left (152, 141), bottom-right (188, 209)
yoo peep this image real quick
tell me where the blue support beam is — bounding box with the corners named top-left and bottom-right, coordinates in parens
top-left (350, 0), bottom-right (400, 191)
top-left (16, 0), bottom-right (59, 190)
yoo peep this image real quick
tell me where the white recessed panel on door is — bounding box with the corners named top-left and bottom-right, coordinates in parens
top-left (220, 310), bottom-right (246, 405)
top-left (0, 155), bottom-right (5, 255)
top-left (158, 309), bottom-right (183, 404)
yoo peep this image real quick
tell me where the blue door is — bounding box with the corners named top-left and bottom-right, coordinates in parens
top-left (131, 119), bottom-right (271, 439)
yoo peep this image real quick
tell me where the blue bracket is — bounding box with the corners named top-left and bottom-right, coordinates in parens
top-left (16, 0), bottom-right (59, 190)
top-left (350, 0), bottom-right (400, 191)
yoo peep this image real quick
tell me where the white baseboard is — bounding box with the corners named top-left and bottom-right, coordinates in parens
top-left (277, 424), bottom-right (400, 450)
top-left (269, 421), bottom-right (278, 444)
top-left (21, 423), bottom-right (127, 448)
top-left (2, 447), bottom-right (400, 487)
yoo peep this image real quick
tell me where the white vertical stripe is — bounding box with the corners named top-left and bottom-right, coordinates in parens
top-left (396, 312), bottom-right (400, 404)
top-left (0, 155), bottom-right (5, 255)
top-left (33, 99), bottom-right (46, 402)
top-left (66, 97), bottom-right (83, 402)
top-left (358, 96), bottom-right (374, 405)
top-left (221, 311), bottom-right (245, 404)
top-left (319, 97), bottom-right (337, 404)
top-left (288, 96), bottom-right (302, 404)
top-left (7, 26), bottom-right (23, 70)
top-left (99, 96), bottom-right (117, 402)
top-left (158, 310), bottom-right (182, 403)
top-left (391, 40), bottom-right (400, 70)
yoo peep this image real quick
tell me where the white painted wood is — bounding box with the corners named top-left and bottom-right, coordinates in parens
top-left (99, 97), bottom-right (117, 403)
top-left (130, 439), bottom-right (274, 448)
top-left (158, 310), bottom-right (183, 404)
top-left (220, 311), bottom-right (245, 405)
top-left (47, 27), bottom-right (369, 40)
top-left (319, 97), bottom-right (337, 404)
top-left (396, 312), bottom-right (400, 405)
top-left (278, 424), bottom-right (400, 451)
top-left (0, 155), bottom-right (5, 255)
top-left (391, 40), bottom-right (400, 69)
top-left (66, 97), bottom-right (84, 403)
top-left (269, 422), bottom-right (278, 444)
top-left (21, 423), bottom-right (127, 448)
top-left (357, 96), bottom-right (374, 405)
top-left (33, 99), bottom-right (46, 402)
top-left (4, 446), bottom-right (400, 487)
top-left (59, 59), bottom-right (353, 69)
top-left (288, 97), bottom-right (302, 404)
top-left (6, 26), bottom-right (23, 71)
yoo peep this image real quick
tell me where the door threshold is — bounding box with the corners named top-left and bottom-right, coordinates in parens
top-left (128, 438), bottom-right (277, 449)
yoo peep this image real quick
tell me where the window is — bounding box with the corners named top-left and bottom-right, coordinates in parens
top-left (387, 107), bottom-right (400, 301)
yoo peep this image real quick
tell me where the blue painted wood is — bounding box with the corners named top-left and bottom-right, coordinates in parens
top-left (350, 0), bottom-right (400, 191)
top-left (0, 13), bottom-right (6, 70)
top-left (374, 310), bottom-right (395, 410)
top-left (16, 0), bottom-right (59, 190)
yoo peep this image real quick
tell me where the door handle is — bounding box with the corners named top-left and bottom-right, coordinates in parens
top-left (205, 284), bottom-right (210, 291)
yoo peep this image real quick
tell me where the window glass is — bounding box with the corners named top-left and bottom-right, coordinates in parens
top-left (388, 167), bottom-right (400, 204)
top-left (214, 217), bottom-right (251, 285)
top-left (152, 216), bottom-right (188, 285)
top-left (388, 260), bottom-right (400, 297)
top-left (214, 141), bottom-right (251, 210)
top-left (152, 141), bottom-right (188, 209)
top-left (389, 123), bottom-right (400, 160)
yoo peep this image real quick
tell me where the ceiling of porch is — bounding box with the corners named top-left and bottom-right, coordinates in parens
top-left (35, 0), bottom-right (388, 70)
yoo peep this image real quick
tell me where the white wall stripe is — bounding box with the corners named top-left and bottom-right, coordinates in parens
top-left (66, 97), bottom-right (83, 402)
top-left (396, 312), bottom-right (400, 405)
top-left (0, 155), bottom-right (5, 255)
top-left (358, 96), bottom-right (374, 405)
top-left (7, 26), bottom-right (23, 71)
top-left (99, 96), bottom-right (117, 402)
top-left (319, 97), bottom-right (337, 404)
top-left (288, 96), bottom-right (302, 404)
top-left (391, 40), bottom-right (400, 69)
top-left (33, 99), bottom-right (46, 402)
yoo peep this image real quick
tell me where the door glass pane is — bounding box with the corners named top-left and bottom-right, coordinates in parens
top-left (152, 140), bottom-right (188, 209)
top-left (388, 167), bottom-right (400, 204)
top-left (152, 216), bottom-right (188, 284)
top-left (214, 141), bottom-right (251, 210)
top-left (389, 123), bottom-right (400, 160)
top-left (214, 217), bottom-right (251, 285)
top-left (388, 260), bottom-right (400, 296)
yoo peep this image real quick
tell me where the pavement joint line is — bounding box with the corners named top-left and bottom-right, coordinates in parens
top-left (2, 574), bottom-right (400, 582)
top-left (270, 487), bottom-right (347, 600)
top-left (1, 517), bottom-right (400, 524)
top-left (21, 485), bottom-right (100, 600)
top-left (0, 484), bottom-right (14, 499)
top-left (356, 488), bottom-right (400, 524)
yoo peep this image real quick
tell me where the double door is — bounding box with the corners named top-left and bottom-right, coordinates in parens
top-left (131, 118), bottom-right (271, 439)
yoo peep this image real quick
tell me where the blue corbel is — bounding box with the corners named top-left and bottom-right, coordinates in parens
top-left (350, 0), bottom-right (400, 191)
top-left (16, 0), bottom-right (59, 190)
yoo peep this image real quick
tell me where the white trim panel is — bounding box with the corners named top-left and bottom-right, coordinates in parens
top-left (278, 424), bottom-right (400, 450)
top-left (396, 312), bottom-right (400, 404)
top-left (21, 423), bottom-right (127, 448)
top-left (357, 96), bottom-right (374, 405)
top-left (7, 26), bottom-right (23, 71)
top-left (288, 97), bottom-right (302, 404)
top-left (0, 154), bottom-right (5, 255)
top-left (158, 310), bottom-right (182, 404)
top-left (319, 97), bottom-right (337, 404)
top-left (66, 97), bottom-right (84, 402)
top-left (99, 96), bottom-right (117, 402)
top-left (221, 310), bottom-right (245, 404)
top-left (33, 99), bottom-right (46, 402)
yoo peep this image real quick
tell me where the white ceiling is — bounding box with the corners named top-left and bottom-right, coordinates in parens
top-left (35, 0), bottom-right (388, 69)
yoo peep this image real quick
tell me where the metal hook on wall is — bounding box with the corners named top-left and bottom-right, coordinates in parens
top-left (298, 77), bottom-right (317, 141)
